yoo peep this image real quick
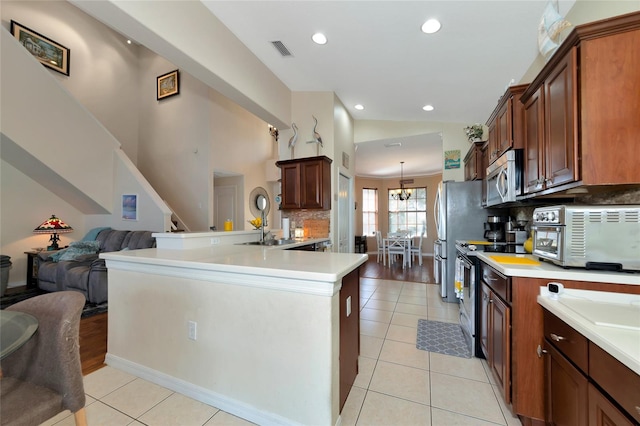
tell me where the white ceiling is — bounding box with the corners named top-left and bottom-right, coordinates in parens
top-left (202, 1), bottom-right (576, 178)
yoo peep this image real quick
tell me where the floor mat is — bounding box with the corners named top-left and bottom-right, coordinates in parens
top-left (416, 319), bottom-right (471, 358)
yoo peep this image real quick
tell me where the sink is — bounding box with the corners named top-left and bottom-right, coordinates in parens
top-left (238, 239), bottom-right (296, 246)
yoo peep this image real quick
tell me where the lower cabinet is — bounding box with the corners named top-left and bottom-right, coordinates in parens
top-left (543, 309), bottom-right (638, 426)
top-left (479, 263), bottom-right (511, 405)
top-left (339, 267), bottom-right (360, 411)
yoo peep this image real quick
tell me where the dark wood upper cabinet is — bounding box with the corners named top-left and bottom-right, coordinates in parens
top-left (276, 156), bottom-right (332, 210)
top-left (463, 141), bottom-right (485, 181)
top-left (485, 84), bottom-right (528, 165)
top-left (521, 11), bottom-right (640, 196)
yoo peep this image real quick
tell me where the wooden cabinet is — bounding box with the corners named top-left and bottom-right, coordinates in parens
top-left (521, 12), bottom-right (640, 195)
top-left (542, 309), bottom-right (639, 426)
top-left (505, 276), bottom-right (640, 424)
top-left (479, 263), bottom-right (511, 404)
top-left (464, 141), bottom-right (485, 181)
top-left (485, 84), bottom-right (528, 165)
top-left (276, 156), bottom-right (332, 210)
top-left (339, 267), bottom-right (360, 411)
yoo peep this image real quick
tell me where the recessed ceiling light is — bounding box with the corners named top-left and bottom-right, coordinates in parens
top-left (127, 39), bottom-right (132, 45)
top-left (354, 104), bottom-right (365, 110)
top-left (421, 18), bottom-right (441, 34)
top-left (312, 32), bottom-right (327, 45)
top-left (423, 105), bottom-right (435, 111)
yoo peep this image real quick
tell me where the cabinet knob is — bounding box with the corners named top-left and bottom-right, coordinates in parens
top-left (550, 333), bottom-right (565, 342)
top-left (635, 406), bottom-right (640, 415)
top-left (536, 345), bottom-right (548, 358)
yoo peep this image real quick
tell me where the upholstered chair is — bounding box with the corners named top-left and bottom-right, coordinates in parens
top-left (0, 291), bottom-right (87, 426)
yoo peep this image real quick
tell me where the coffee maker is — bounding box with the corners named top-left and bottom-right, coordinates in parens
top-left (484, 215), bottom-right (506, 243)
top-left (506, 218), bottom-right (528, 244)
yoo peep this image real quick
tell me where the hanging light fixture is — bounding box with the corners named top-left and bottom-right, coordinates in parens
top-left (391, 161), bottom-right (413, 201)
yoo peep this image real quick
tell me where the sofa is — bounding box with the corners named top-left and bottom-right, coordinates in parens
top-left (37, 229), bottom-right (156, 304)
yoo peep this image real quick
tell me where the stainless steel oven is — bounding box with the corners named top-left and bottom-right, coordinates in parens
top-left (455, 243), bottom-right (480, 357)
top-left (532, 205), bottom-right (640, 271)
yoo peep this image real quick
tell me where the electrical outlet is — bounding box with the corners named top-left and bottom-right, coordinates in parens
top-left (188, 321), bottom-right (197, 340)
top-left (211, 237), bottom-right (220, 245)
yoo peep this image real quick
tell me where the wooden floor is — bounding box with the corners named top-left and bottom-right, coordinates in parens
top-left (79, 254), bottom-right (434, 375)
top-left (361, 253), bottom-right (435, 284)
top-left (80, 312), bottom-right (107, 375)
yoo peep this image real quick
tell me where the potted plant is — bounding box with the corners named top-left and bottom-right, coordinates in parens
top-left (464, 124), bottom-right (485, 142)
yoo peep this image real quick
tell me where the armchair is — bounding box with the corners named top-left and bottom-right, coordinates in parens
top-left (0, 291), bottom-right (87, 425)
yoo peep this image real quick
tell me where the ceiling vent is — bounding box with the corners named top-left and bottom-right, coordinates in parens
top-left (271, 41), bottom-right (292, 57)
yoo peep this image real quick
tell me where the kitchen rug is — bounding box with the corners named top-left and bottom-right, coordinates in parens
top-left (416, 319), bottom-right (471, 358)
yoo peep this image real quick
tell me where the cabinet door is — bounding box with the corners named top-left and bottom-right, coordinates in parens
top-left (544, 47), bottom-right (578, 189)
top-left (496, 98), bottom-right (512, 157)
top-left (340, 268), bottom-right (360, 411)
top-left (487, 120), bottom-right (498, 165)
top-left (545, 341), bottom-right (588, 426)
top-left (491, 294), bottom-right (511, 404)
top-left (588, 383), bottom-right (635, 426)
top-left (300, 160), bottom-right (324, 209)
top-left (280, 163), bottom-right (301, 209)
top-left (523, 86), bottom-right (545, 194)
top-left (479, 282), bottom-right (491, 361)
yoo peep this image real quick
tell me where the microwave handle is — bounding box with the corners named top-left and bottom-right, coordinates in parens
top-left (497, 168), bottom-right (508, 202)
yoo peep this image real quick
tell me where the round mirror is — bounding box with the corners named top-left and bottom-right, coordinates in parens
top-left (256, 194), bottom-right (267, 211)
top-left (249, 187), bottom-right (270, 218)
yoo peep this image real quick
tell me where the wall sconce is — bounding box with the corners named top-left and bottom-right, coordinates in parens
top-left (268, 124), bottom-right (279, 142)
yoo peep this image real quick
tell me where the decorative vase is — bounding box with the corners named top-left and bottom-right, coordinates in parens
top-left (523, 231), bottom-right (534, 254)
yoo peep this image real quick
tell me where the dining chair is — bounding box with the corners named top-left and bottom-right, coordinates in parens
top-left (387, 237), bottom-right (410, 268)
top-left (375, 231), bottom-right (385, 263)
top-left (0, 291), bottom-right (87, 426)
top-left (410, 232), bottom-right (425, 266)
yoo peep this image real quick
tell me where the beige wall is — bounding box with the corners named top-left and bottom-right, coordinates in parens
top-left (355, 173), bottom-right (442, 257)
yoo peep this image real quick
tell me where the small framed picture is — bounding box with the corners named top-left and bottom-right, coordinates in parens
top-left (122, 194), bottom-right (138, 221)
top-left (11, 20), bottom-right (70, 76)
top-left (444, 150), bottom-right (461, 169)
top-left (157, 69), bottom-right (179, 100)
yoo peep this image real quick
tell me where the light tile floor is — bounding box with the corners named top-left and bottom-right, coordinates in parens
top-left (42, 278), bottom-right (521, 426)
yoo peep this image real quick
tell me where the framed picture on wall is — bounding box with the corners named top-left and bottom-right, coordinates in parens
top-left (11, 20), bottom-right (70, 76)
top-left (157, 69), bottom-right (179, 100)
top-left (444, 150), bottom-right (461, 169)
top-left (122, 194), bottom-right (138, 221)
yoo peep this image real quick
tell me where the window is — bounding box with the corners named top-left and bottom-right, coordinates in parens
top-left (388, 187), bottom-right (427, 236)
top-left (362, 188), bottom-right (378, 236)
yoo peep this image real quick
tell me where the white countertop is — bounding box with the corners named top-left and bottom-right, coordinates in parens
top-left (475, 252), bottom-right (640, 286)
top-left (538, 288), bottom-right (640, 375)
top-left (101, 239), bottom-right (366, 284)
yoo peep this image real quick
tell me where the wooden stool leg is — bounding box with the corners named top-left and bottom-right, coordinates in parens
top-left (74, 408), bottom-right (88, 426)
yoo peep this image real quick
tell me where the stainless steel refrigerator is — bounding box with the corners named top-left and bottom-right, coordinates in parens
top-left (433, 180), bottom-right (489, 302)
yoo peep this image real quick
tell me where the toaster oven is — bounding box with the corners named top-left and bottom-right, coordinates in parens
top-left (532, 205), bottom-right (640, 272)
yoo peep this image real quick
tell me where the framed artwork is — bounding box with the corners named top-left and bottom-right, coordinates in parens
top-left (157, 69), bottom-right (179, 100)
top-left (444, 150), bottom-right (461, 169)
top-left (11, 20), bottom-right (70, 76)
top-left (122, 194), bottom-right (138, 221)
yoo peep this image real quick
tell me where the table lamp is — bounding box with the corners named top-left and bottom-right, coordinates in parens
top-left (33, 214), bottom-right (73, 250)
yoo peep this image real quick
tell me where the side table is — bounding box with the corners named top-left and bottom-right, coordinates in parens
top-left (24, 251), bottom-right (41, 290)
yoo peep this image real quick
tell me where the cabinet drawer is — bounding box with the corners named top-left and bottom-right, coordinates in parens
top-left (589, 342), bottom-right (640, 424)
top-left (481, 263), bottom-right (510, 303)
top-left (543, 310), bottom-right (588, 374)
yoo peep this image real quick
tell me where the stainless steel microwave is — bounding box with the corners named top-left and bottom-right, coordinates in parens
top-left (532, 205), bottom-right (640, 271)
top-left (485, 149), bottom-right (523, 207)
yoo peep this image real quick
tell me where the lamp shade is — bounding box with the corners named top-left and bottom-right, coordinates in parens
top-left (33, 215), bottom-right (73, 234)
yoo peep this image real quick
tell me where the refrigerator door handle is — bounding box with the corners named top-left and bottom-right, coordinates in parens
top-left (434, 185), bottom-right (441, 239)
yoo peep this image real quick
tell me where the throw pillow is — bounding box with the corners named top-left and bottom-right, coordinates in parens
top-left (538, 0), bottom-right (571, 58)
top-left (56, 241), bottom-right (100, 262)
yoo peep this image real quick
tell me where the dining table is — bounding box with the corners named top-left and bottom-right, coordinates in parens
top-left (0, 310), bottom-right (39, 360)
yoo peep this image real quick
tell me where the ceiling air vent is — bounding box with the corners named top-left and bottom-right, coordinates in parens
top-left (271, 41), bottom-right (292, 57)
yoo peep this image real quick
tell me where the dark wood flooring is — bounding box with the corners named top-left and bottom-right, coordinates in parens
top-left (77, 254), bottom-right (434, 375)
top-left (361, 254), bottom-right (435, 284)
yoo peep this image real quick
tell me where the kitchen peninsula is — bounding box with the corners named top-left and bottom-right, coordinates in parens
top-left (100, 230), bottom-right (367, 426)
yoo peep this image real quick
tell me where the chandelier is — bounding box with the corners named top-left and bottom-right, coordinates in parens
top-left (391, 161), bottom-right (413, 201)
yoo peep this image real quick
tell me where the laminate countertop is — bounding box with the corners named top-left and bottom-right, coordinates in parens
top-left (475, 252), bottom-right (640, 286)
top-left (538, 288), bottom-right (640, 375)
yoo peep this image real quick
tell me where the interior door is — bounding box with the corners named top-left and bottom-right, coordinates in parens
top-left (338, 173), bottom-right (352, 253)
top-left (214, 185), bottom-right (237, 231)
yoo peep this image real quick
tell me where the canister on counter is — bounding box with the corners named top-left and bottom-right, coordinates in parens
top-left (224, 219), bottom-right (233, 231)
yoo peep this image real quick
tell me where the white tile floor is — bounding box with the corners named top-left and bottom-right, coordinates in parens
top-left (42, 278), bottom-right (522, 426)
